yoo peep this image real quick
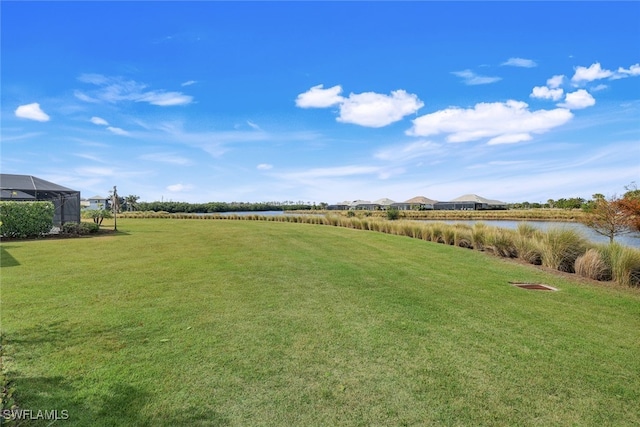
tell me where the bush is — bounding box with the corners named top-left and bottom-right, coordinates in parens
top-left (386, 208), bottom-right (400, 220)
top-left (62, 222), bottom-right (100, 235)
top-left (0, 201), bottom-right (54, 238)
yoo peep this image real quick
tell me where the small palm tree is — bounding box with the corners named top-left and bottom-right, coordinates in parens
top-left (125, 195), bottom-right (140, 211)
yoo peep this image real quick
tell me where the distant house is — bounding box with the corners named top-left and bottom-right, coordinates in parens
top-left (327, 201), bottom-right (353, 210)
top-left (0, 174), bottom-right (81, 225)
top-left (87, 195), bottom-right (109, 210)
top-left (351, 200), bottom-right (379, 211)
top-left (392, 196), bottom-right (438, 211)
top-left (327, 194), bottom-right (506, 211)
top-left (434, 194), bottom-right (507, 210)
top-left (373, 198), bottom-right (396, 210)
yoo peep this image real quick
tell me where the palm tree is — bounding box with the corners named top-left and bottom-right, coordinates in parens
top-left (125, 195), bottom-right (140, 211)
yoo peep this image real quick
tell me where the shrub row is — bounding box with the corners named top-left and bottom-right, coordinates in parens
top-left (120, 212), bottom-right (640, 287)
top-left (0, 201), bottom-right (54, 238)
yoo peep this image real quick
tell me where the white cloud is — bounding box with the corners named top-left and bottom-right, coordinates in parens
top-left (137, 91), bottom-right (193, 106)
top-left (78, 73), bottom-right (110, 85)
top-left (407, 100), bottom-right (573, 145)
top-left (296, 85), bottom-right (423, 128)
top-left (76, 74), bottom-right (193, 106)
top-left (257, 163), bottom-right (273, 170)
top-left (90, 116), bottom-right (109, 126)
top-left (451, 69), bottom-right (501, 85)
top-left (488, 133), bottom-right (533, 145)
top-left (558, 89), bottom-right (596, 110)
top-left (140, 153), bottom-right (191, 165)
top-left (247, 120), bottom-right (262, 131)
top-left (374, 140), bottom-right (443, 162)
top-left (277, 165), bottom-right (381, 180)
top-left (73, 153), bottom-right (106, 163)
top-left (571, 63), bottom-right (613, 83)
top-left (613, 63), bottom-right (640, 79)
top-left (181, 80), bottom-right (197, 86)
top-left (107, 126), bottom-right (130, 136)
top-left (530, 86), bottom-right (564, 101)
top-left (75, 166), bottom-right (114, 176)
top-left (167, 183), bottom-right (192, 192)
top-left (337, 90), bottom-right (424, 128)
top-left (547, 75), bottom-right (565, 89)
top-left (295, 84), bottom-right (344, 108)
top-left (591, 84), bottom-right (608, 92)
top-left (74, 91), bottom-right (99, 103)
top-left (502, 57), bottom-right (537, 68)
top-left (14, 103), bottom-right (50, 122)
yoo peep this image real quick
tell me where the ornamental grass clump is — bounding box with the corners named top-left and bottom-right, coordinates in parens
top-left (484, 227), bottom-right (517, 258)
top-left (514, 235), bottom-right (543, 265)
top-left (471, 222), bottom-right (488, 251)
top-left (430, 223), bottom-right (445, 243)
top-left (575, 247), bottom-right (612, 282)
top-left (606, 242), bottom-right (640, 287)
top-left (514, 223), bottom-right (544, 265)
top-left (442, 227), bottom-right (455, 245)
top-left (539, 228), bottom-right (589, 273)
top-left (411, 224), bottom-right (425, 239)
top-left (453, 225), bottom-right (473, 248)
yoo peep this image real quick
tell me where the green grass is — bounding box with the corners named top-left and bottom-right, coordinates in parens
top-left (1, 219), bottom-right (639, 426)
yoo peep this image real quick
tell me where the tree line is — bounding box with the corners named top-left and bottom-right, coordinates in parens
top-left (131, 200), bottom-right (328, 213)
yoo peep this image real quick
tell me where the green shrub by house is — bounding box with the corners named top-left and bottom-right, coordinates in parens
top-left (61, 222), bottom-right (100, 235)
top-left (0, 201), bottom-right (54, 238)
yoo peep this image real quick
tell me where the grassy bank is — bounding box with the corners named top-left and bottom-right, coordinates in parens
top-left (2, 219), bottom-right (639, 426)
top-left (119, 212), bottom-right (640, 287)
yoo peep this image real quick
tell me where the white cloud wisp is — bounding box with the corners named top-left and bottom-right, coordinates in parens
top-left (451, 69), bottom-right (502, 85)
top-left (75, 74), bottom-right (193, 106)
top-left (502, 57), bottom-right (537, 68)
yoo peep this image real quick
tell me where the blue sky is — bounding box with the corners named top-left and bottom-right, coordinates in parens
top-left (2, 2), bottom-right (639, 204)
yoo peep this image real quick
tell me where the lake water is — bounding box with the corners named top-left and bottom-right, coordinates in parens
top-left (417, 219), bottom-right (640, 248)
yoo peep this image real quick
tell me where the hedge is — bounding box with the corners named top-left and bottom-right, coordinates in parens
top-left (0, 201), bottom-right (55, 238)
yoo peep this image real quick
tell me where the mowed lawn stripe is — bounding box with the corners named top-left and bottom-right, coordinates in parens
top-left (1, 219), bottom-right (639, 426)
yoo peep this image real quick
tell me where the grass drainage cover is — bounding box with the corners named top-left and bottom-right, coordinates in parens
top-left (509, 282), bottom-right (558, 291)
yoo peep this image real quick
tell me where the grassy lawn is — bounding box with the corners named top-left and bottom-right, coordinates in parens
top-left (1, 218), bottom-right (639, 426)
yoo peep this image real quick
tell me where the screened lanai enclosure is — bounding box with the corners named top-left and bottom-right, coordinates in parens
top-left (0, 174), bottom-right (81, 225)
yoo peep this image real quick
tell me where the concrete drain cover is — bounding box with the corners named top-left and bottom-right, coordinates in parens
top-left (509, 282), bottom-right (558, 291)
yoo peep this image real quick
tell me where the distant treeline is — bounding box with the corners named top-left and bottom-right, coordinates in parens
top-left (134, 198), bottom-right (589, 213)
top-left (136, 201), bottom-right (327, 213)
top-left (508, 197), bottom-right (588, 210)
